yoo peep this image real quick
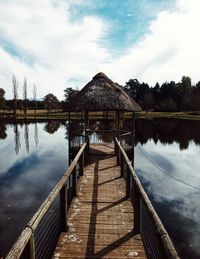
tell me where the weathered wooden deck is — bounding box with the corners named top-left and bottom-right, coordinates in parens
top-left (52, 144), bottom-right (147, 259)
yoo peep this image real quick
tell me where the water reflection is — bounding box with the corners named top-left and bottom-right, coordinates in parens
top-left (0, 119), bottom-right (200, 258)
top-left (135, 118), bottom-right (200, 150)
top-left (13, 124), bottom-right (20, 155)
top-left (44, 121), bottom-right (60, 134)
top-left (34, 123), bottom-right (38, 147)
top-left (0, 122), bottom-right (68, 257)
top-left (0, 122), bottom-right (7, 139)
top-left (135, 119), bottom-right (200, 259)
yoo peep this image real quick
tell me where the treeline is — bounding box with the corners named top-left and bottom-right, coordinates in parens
top-left (1, 74), bottom-right (200, 113)
top-left (0, 75), bottom-right (62, 115)
top-left (63, 75), bottom-right (200, 112)
top-left (123, 76), bottom-right (200, 112)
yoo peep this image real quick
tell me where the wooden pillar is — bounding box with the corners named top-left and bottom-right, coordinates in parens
top-left (116, 111), bottom-right (120, 139)
top-left (60, 185), bottom-right (68, 232)
top-left (132, 112), bottom-right (135, 168)
top-left (68, 112), bottom-right (71, 165)
top-left (85, 111), bottom-right (89, 130)
top-left (85, 111), bottom-right (89, 155)
top-left (126, 167), bottom-right (131, 197)
top-left (133, 184), bottom-right (140, 234)
top-left (27, 234), bottom-right (35, 259)
top-left (79, 154), bottom-right (84, 176)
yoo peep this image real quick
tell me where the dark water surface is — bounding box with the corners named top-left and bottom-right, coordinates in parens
top-left (0, 119), bottom-right (200, 258)
top-left (135, 119), bottom-right (200, 259)
top-left (0, 121), bottom-right (68, 257)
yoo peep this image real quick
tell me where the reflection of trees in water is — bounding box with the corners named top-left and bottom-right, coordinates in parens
top-left (24, 124), bottom-right (29, 153)
top-left (0, 122), bottom-right (7, 139)
top-left (34, 123), bottom-right (39, 146)
top-left (89, 120), bottom-right (115, 131)
top-left (135, 119), bottom-right (200, 150)
top-left (14, 124), bottom-right (20, 155)
top-left (44, 121), bottom-right (60, 134)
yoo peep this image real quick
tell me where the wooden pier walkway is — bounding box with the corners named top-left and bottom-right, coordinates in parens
top-left (52, 144), bottom-right (147, 259)
top-left (6, 140), bottom-right (179, 259)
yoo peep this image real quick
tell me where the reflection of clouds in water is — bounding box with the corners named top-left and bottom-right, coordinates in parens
top-left (135, 141), bottom-right (200, 257)
top-left (0, 123), bottom-right (68, 176)
top-left (0, 123), bottom-right (68, 256)
top-left (137, 140), bottom-right (200, 186)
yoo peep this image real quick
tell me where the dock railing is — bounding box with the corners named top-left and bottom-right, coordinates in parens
top-left (115, 137), bottom-right (179, 259)
top-left (6, 142), bottom-right (88, 259)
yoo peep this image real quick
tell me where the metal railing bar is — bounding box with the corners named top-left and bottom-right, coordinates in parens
top-left (34, 211), bottom-right (60, 245)
top-left (35, 221), bottom-right (60, 257)
top-left (34, 201), bottom-right (59, 239)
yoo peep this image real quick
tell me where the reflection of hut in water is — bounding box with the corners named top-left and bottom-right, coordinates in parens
top-left (65, 72), bottom-right (141, 160)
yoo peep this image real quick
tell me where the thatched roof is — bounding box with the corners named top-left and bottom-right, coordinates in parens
top-left (65, 72), bottom-right (142, 112)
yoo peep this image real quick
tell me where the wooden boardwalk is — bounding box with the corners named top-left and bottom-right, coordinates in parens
top-left (52, 144), bottom-right (147, 259)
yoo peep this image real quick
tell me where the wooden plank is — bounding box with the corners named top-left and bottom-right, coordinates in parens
top-left (52, 144), bottom-right (147, 259)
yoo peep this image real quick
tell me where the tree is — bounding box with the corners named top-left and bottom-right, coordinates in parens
top-left (64, 87), bottom-right (79, 102)
top-left (43, 93), bottom-right (59, 116)
top-left (23, 77), bottom-right (27, 117)
top-left (124, 79), bottom-right (140, 100)
top-left (143, 92), bottom-right (155, 111)
top-left (0, 88), bottom-right (5, 108)
top-left (12, 75), bottom-right (18, 116)
top-left (33, 84), bottom-right (37, 117)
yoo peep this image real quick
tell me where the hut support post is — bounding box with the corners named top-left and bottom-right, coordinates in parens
top-left (68, 112), bottom-right (71, 165)
top-left (116, 111), bottom-right (120, 139)
top-left (85, 111), bottom-right (89, 155)
top-left (132, 112), bottom-right (135, 168)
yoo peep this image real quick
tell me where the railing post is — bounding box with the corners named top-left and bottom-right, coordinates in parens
top-left (60, 184), bottom-right (68, 232)
top-left (79, 154), bottom-right (84, 176)
top-left (120, 153), bottom-right (124, 178)
top-left (117, 147), bottom-right (120, 166)
top-left (72, 168), bottom-right (77, 197)
top-left (133, 183), bottom-right (140, 234)
top-left (126, 167), bottom-right (130, 197)
top-left (28, 233), bottom-right (35, 259)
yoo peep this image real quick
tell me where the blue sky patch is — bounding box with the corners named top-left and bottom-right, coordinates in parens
top-left (69, 0), bottom-right (175, 56)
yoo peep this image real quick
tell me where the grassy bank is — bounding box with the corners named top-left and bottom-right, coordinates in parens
top-left (136, 111), bottom-right (200, 120)
top-left (1, 110), bottom-right (200, 120)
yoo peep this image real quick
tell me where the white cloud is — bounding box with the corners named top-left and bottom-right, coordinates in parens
top-left (0, 0), bottom-right (108, 99)
top-left (0, 0), bottom-right (200, 99)
top-left (103, 0), bottom-right (200, 86)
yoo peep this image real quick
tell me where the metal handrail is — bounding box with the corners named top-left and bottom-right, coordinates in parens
top-left (115, 137), bottom-right (179, 259)
top-left (6, 142), bottom-right (87, 259)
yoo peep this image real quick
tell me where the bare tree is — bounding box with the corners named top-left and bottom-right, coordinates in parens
top-left (23, 77), bottom-right (27, 117)
top-left (33, 84), bottom-right (37, 117)
top-left (12, 75), bottom-right (18, 117)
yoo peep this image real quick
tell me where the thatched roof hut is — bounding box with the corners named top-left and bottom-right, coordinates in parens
top-left (65, 72), bottom-right (141, 112)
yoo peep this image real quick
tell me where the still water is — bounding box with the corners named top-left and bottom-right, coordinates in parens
top-left (135, 119), bottom-right (200, 259)
top-left (0, 121), bottom-right (68, 257)
top-left (0, 119), bottom-right (199, 258)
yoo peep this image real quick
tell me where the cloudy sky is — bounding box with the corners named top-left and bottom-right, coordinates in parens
top-left (0, 0), bottom-right (200, 100)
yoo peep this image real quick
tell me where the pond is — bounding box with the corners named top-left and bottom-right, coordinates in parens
top-left (0, 121), bottom-right (69, 257)
top-left (0, 118), bottom-right (199, 258)
top-left (135, 119), bottom-right (200, 259)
